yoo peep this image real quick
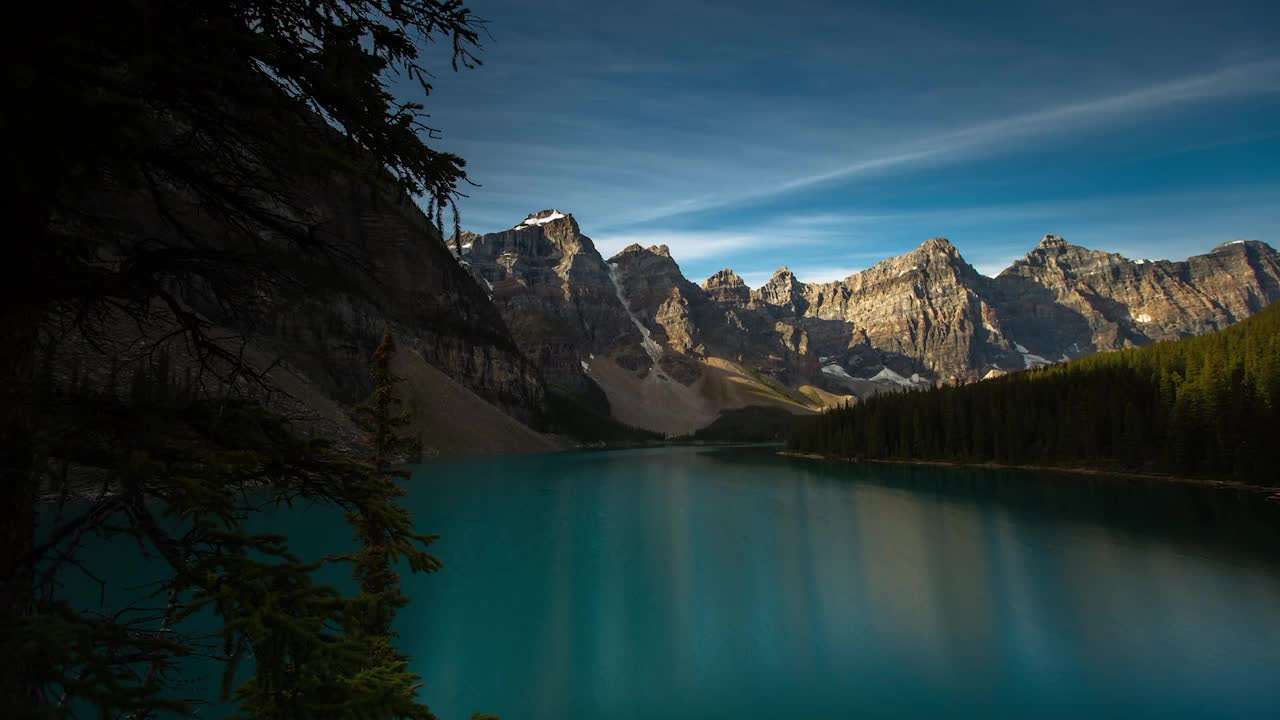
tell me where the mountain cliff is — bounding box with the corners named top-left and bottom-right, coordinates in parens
top-left (459, 209), bottom-right (643, 397)
top-left (70, 162), bottom-right (558, 456)
top-left (458, 213), bottom-right (846, 434)
top-left (994, 236), bottom-right (1280, 359)
top-left (794, 237), bottom-right (1013, 385)
top-left (456, 212), bottom-right (1280, 434)
top-left (97, 182), bottom-right (1279, 443)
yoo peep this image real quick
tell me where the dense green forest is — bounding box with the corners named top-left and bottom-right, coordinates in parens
top-left (787, 303), bottom-right (1280, 485)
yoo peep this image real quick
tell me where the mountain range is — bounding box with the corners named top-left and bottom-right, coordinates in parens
top-left (79, 156), bottom-right (1278, 450)
top-left (451, 209), bottom-right (1280, 436)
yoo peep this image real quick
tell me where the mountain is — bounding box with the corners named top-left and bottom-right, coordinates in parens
top-left (786, 300), bottom-right (1280, 486)
top-left (994, 236), bottom-right (1280, 359)
top-left (791, 237), bottom-right (1011, 385)
top-left (73, 173), bottom-right (1280, 445)
top-left (63, 154), bottom-right (560, 457)
top-left (459, 209), bottom-right (641, 397)
top-left (457, 212), bottom-right (1280, 435)
top-left (458, 212), bottom-right (848, 434)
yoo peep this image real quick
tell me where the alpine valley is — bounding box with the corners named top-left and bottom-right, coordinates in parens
top-left (443, 209), bottom-right (1280, 438)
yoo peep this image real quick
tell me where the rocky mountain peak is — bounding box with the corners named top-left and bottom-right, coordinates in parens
top-left (704, 268), bottom-right (746, 287)
top-left (919, 237), bottom-right (959, 257)
top-left (703, 268), bottom-right (750, 306)
top-left (1001, 235), bottom-right (1116, 278)
top-left (1213, 239), bottom-right (1262, 254)
top-left (610, 243), bottom-right (693, 285)
top-left (453, 209), bottom-right (640, 394)
top-left (752, 266), bottom-right (808, 314)
top-left (1037, 234), bottom-right (1070, 251)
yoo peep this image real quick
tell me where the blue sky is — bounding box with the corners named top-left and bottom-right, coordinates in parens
top-left (404, 0), bottom-right (1280, 285)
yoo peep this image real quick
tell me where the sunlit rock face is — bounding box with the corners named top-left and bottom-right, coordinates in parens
top-left (793, 237), bottom-right (1015, 383)
top-left (702, 268), bottom-right (751, 307)
top-left (461, 215), bottom-right (821, 394)
top-left (747, 235), bottom-right (1280, 384)
top-left (994, 236), bottom-right (1280, 358)
top-left (461, 210), bottom-right (644, 392)
top-left (458, 209), bottom-right (1280, 426)
top-left (752, 266), bottom-right (810, 316)
top-left (609, 244), bottom-right (707, 367)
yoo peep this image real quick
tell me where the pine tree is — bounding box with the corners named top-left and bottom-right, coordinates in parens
top-left (1, 0), bottom-right (493, 715)
top-left (343, 329), bottom-right (446, 714)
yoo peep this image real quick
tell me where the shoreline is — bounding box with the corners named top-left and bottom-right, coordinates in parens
top-left (777, 451), bottom-right (1280, 497)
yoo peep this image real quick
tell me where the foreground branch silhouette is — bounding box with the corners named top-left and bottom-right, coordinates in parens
top-left (1, 1), bottom-right (498, 716)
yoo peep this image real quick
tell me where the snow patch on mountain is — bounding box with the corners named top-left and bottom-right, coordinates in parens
top-left (1012, 340), bottom-right (1053, 368)
top-left (1022, 352), bottom-right (1052, 369)
top-left (514, 210), bottom-right (566, 229)
top-left (870, 367), bottom-right (929, 387)
top-left (821, 363), bottom-right (854, 380)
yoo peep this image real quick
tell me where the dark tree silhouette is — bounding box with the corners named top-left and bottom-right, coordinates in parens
top-left (1, 0), bottom-right (494, 716)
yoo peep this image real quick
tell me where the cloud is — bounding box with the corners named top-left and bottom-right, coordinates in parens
top-left (613, 58), bottom-right (1280, 226)
top-left (592, 217), bottom-right (902, 278)
top-left (592, 229), bottom-right (797, 264)
top-left (698, 182), bottom-right (1280, 283)
top-left (784, 266), bottom-right (866, 285)
top-left (424, 5), bottom-right (1280, 286)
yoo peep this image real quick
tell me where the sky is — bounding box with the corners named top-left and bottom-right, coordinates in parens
top-left (400, 0), bottom-right (1280, 286)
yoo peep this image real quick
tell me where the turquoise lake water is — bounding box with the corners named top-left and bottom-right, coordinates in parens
top-left (69, 446), bottom-right (1280, 718)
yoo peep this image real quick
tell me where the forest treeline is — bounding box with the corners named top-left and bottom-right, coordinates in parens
top-left (787, 303), bottom-right (1280, 485)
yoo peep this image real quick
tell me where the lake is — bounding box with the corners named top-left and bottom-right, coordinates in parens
top-left (396, 446), bottom-right (1280, 719)
top-left (70, 446), bottom-right (1280, 718)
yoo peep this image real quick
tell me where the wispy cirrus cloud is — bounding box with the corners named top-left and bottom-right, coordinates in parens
top-left (447, 56), bottom-right (1280, 235)
top-left (407, 1), bottom-right (1280, 285)
top-left (594, 221), bottom-right (904, 286)
top-left (602, 182), bottom-right (1280, 284)
top-left (738, 266), bottom-right (868, 288)
top-left (592, 230), bottom-right (783, 264)
top-left (610, 58), bottom-right (1280, 227)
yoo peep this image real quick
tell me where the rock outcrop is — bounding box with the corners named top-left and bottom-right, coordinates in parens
top-left (459, 214), bottom-right (841, 434)
top-left (702, 268), bottom-right (751, 306)
top-left (226, 186), bottom-right (547, 424)
top-left (795, 237), bottom-right (1013, 383)
top-left (752, 267), bottom-right (810, 316)
top-left (461, 210), bottom-right (644, 393)
top-left (994, 236), bottom-right (1280, 357)
top-left (69, 154), bottom-right (553, 455)
top-left (456, 209), bottom-right (1280, 433)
